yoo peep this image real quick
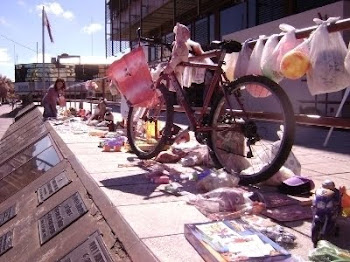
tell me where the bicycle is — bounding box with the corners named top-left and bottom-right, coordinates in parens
top-left (125, 35), bottom-right (295, 185)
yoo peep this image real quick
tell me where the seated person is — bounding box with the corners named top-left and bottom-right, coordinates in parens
top-left (86, 98), bottom-right (107, 126)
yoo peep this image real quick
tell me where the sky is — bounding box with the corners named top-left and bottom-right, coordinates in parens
top-left (0, 0), bottom-right (113, 81)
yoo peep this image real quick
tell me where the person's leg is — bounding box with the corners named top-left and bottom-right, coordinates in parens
top-left (43, 103), bottom-right (55, 118)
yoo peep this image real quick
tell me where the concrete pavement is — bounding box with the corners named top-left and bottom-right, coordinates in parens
top-left (1, 103), bottom-right (349, 261)
top-left (49, 107), bottom-right (349, 261)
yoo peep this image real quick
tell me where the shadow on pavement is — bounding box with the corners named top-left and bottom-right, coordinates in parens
top-left (0, 105), bottom-right (22, 118)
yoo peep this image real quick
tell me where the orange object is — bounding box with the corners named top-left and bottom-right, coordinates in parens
top-left (107, 47), bottom-right (158, 107)
top-left (79, 108), bottom-right (86, 117)
top-left (340, 186), bottom-right (350, 217)
top-left (280, 51), bottom-right (310, 80)
top-left (103, 145), bottom-right (111, 152)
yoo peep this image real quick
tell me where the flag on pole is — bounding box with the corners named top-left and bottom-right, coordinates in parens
top-left (43, 9), bottom-right (54, 43)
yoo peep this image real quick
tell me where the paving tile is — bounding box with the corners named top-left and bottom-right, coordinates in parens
top-left (101, 184), bottom-right (186, 206)
top-left (143, 234), bottom-right (205, 262)
top-left (311, 176), bottom-right (350, 191)
top-left (297, 154), bottom-right (335, 165)
top-left (301, 169), bottom-right (328, 178)
top-left (118, 201), bottom-right (209, 238)
top-left (76, 159), bottom-right (143, 173)
top-left (302, 161), bottom-right (350, 175)
top-left (91, 170), bottom-right (150, 186)
top-left (333, 172), bottom-right (350, 182)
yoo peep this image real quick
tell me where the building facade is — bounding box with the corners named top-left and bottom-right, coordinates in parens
top-left (105, 0), bottom-right (350, 117)
top-left (14, 63), bottom-right (112, 101)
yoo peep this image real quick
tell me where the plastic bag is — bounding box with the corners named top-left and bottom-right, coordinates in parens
top-left (222, 52), bottom-right (239, 81)
top-left (234, 39), bottom-right (252, 79)
top-left (107, 46), bottom-right (158, 107)
top-left (273, 24), bottom-right (304, 78)
top-left (187, 187), bottom-right (250, 213)
top-left (307, 17), bottom-right (350, 95)
top-left (196, 169), bottom-right (240, 192)
top-left (281, 38), bottom-right (311, 80)
top-left (308, 240), bottom-right (350, 262)
top-left (246, 35), bottom-right (271, 97)
top-left (246, 35), bottom-right (265, 76)
top-left (345, 42), bottom-right (350, 75)
top-left (272, 126), bottom-right (301, 176)
top-left (261, 34), bottom-right (280, 82)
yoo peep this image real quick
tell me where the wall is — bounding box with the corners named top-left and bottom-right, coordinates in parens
top-left (223, 1), bottom-right (350, 117)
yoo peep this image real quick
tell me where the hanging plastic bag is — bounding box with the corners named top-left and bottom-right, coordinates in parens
top-left (234, 39), bottom-right (252, 79)
top-left (307, 17), bottom-right (350, 95)
top-left (281, 38), bottom-right (311, 80)
top-left (246, 35), bottom-right (271, 97)
top-left (261, 34), bottom-right (280, 82)
top-left (273, 24), bottom-right (304, 78)
top-left (345, 42), bottom-right (350, 75)
top-left (222, 52), bottom-right (239, 81)
top-left (246, 35), bottom-right (265, 76)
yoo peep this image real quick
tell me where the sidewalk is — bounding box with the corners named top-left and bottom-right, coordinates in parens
top-left (46, 107), bottom-right (350, 262)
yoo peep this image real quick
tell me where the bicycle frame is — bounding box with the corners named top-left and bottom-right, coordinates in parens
top-left (155, 48), bottom-right (228, 133)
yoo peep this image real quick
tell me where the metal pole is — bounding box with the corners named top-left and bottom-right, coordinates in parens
top-left (323, 87), bottom-right (350, 147)
top-left (42, 7), bottom-right (46, 99)
top-left (173, 0), bottom-right (176, 27)
top-left (119, 0), bottom-right (122, 52)
top-left (248, 17), bottom-right (350, 47)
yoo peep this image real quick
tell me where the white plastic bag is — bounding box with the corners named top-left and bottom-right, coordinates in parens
top-left (234, 39), bottom-right (252, 79)
top-left (246, 35), bottom-right (265, 76)
top-left (345, 42), bottom-right (350, 75)
top-left (246, 35), bottom-right (271, 97)
top-left (187, 187), bottom-right (249, 213)
top-left (280, 38), bottom-right (311, 80)
top-left (261, 34), bottom-right (280, 82)
top-left (307, 17), bottom-right (350, 95)
top-left (222, 52), bottom-right (239, 81)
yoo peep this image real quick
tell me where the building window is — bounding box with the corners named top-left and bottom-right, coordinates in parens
top-left (295, 0), bottom-right (339, 13)
top-left (194, 17), bottom-right (209, 46)
top-left (209, 14), bottom-right (215, 42)
top-left (256, 0), bottom-right (288, 25)
top-left (220, 3), bottom-right (248, 38)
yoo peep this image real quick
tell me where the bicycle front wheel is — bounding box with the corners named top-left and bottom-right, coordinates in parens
top-left (126, 84), bottom-right (174, 159)
top-left (208, 75), bottom-right (295, 185)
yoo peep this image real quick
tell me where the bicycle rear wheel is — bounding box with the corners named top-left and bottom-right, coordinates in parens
top-left (127, 84), bottom-right (174, 159)
top-left (208, 75), bottom-right (295, 185)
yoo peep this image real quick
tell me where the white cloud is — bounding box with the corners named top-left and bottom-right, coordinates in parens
top-left (0, 17), bottom-right (10, 26)
top-left (82, 23), bottom-right (103, 35)
top-left (63, 11), bottom-right (74, 20)
top-left (36, 2), bottom-right (75, 20)
top-left (28, 52), bottom-right (54, 63)
top-left (17, 0), bottom-right (26, 7)
top-left (0, 48), bottom-right (11, 64)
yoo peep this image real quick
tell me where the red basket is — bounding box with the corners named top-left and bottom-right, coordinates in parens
top-left (107, 47), bottom-right (158, 107)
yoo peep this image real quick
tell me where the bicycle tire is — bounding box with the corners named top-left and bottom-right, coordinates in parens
top-left (208, 75), bottom-right (295, 185)
top-left (127, 83), bottom-right (174, 159)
